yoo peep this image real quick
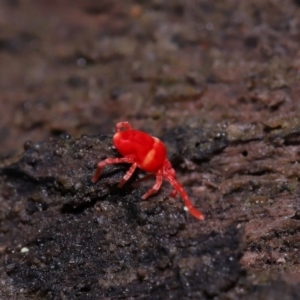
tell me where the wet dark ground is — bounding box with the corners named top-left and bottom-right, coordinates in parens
top-left (1, 0), bottom-right (300, 299)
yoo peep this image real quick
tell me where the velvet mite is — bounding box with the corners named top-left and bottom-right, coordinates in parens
top-left (92, 121), bottom-right (204, 220)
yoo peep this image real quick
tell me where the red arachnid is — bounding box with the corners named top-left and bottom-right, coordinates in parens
top-left (92, 121), bottom-right (204, 220)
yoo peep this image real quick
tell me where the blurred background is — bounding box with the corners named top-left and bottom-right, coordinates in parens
top-left (1, 0), bottom-right (299, 159)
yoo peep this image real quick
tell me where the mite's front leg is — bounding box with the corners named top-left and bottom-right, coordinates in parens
top-left (92, 157), bottom-right (135, 183)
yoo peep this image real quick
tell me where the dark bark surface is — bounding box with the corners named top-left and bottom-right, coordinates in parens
top-left (0, 1), bottom-right (300, 299)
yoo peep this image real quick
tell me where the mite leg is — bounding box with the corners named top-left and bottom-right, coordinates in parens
top-left (169, 189), bottom-right (177, 198)
top-left (163, 161), bottom-right (177, 198)
top-left (142, 170), bottom-right (163, 199)
top-left (164, 173), bottom-right (204, 220)
top-left (118, 163), bottom-right (138, 187)
top-left (92, 157), bottom-right (135, 183)
top-left (116, 122), bottom-right (132, 132)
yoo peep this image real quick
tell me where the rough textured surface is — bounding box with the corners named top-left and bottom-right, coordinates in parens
top-left (1, 0), bottom-right (300, 299)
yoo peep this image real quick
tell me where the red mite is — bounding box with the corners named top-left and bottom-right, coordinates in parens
top-left (92, 122), bottom-right (204, 220)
